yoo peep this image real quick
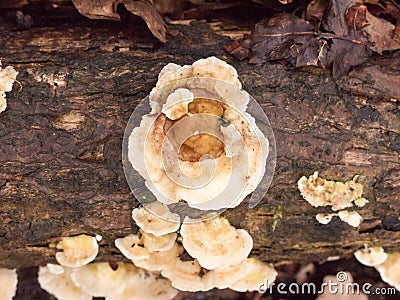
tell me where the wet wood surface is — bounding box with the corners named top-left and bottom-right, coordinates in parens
top-left (0, 11), bottom-right (399, 281)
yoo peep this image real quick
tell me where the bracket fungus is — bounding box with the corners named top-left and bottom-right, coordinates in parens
top-left (142, 230), bottom-right (177, 252)
top-left (39, 262), bottom-right (177, 299)
top-left (54, 234), bottom-right (100, 267)
top-left (180, 216), bottom-right (253, 270)
top-left (225, 258), bottom-right (278, 292)
top-left (337, 210), bottom-right (363, 228)
top-left (131, 201), bottom-right (180, 236)
top-left (127, 56), bottom-right (270, 211)
top-left (107, 269), bottom-right (178, 300)
top-left (298, 172), bottom-right (368, 211)
top-left (0, 268), bottom-right (18, 300)
top-left (161, 258), bottom-right (214, 292)
top-left (0, 63), bottom-right (18, 113)
top-left (354, 246), bottom-right (388, 267)
top-left (115, 234), bottom-right (182, 271)
top-left (374, 252), bottom-right (400, 291)
top-left (71, 262), bottom-right (130, 297)
top-left (38, 264), bottom-right (91, 300)
top-left (119, 57), bottom-right (277, 293)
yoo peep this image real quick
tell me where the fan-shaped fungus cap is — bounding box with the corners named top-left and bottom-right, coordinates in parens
top-left (128, 57), bottom-right (269, 211)
top-left (338, 210), bottom-right (363, 228)
top-left (298, 172), bottom-right (368, 211)
top-left (375, 252), bottom-right (400, 291)
top-left (71, 262), bottom-right (129, 297)
top-left (316, 213), bottom-right (336, 225)
top-left (161, 88), bottom-right (194, 120)
top-left (38, 264), bottom-right (91, 300)
top-left (0, 268), bottom-right (18, 300)
top-left (131, 202), bottom-right (180, 236)
top-left (55, 234), bottom-right (100, 267)
top-left (115, 234), bottom-right (182, 271)
top-left (180, 216), bottom-right (253, 270)
top-left (161, 258), bottom-right (214, 292)
top-left (107, 269), bottom-right (178, 300)
top-left (225, 258), bottom-right (278, 292)
top-left (0, 64), bottom-right (18, 113)
top-left (354, 246), bottom-right (388, 267)
top-left (142, 230), bottom-right (177, 252)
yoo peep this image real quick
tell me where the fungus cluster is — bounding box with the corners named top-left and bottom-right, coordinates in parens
top-left (39, 57), bottom-right (276, 298)
top-left (118, 57), bottom-right (277, 293)
top-left (354, 246), bottom-right (400, 291)
top-left (298, 172), bottom-right (368, 227)
top-left (128, 56), bottom-right (269, 211)
top-left (116, 204), bottom-right (277, 292)
top-left (52, 234), bottom-right (101, 267)
top-left (38, 262), bottom-right (178, 299)
top-left (0, 62), bottom-right (18, 113)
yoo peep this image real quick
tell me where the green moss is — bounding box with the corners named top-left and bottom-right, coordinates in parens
top-left (272, 205), bottom-right (283, 232)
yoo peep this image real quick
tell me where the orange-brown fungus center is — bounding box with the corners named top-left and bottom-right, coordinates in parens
top-left (164, 98), bottom-right (225, 162)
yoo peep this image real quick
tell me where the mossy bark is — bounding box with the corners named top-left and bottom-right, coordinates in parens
top-left (1, 14), bottom-right (399, 274)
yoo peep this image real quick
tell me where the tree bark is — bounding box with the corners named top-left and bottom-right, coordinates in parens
top-left (0, 10), bottom-right (399, 278)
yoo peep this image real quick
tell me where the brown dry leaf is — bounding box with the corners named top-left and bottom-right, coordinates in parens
top-left (249, 14), bottom-right (321, 67)
top-left (319, 37), bottom-right (368, 78)
top-left (306, 0), bottom-right (329, 21)
top-left (364, 11), bottom-right (400, 53)
top-left (124, 0), bottom-right (167, 43)
top-left (228, 0), bottom-right (400, 77)
top-left (71, 0), bottom-right (166, 42)
top-left (229, 12), bottom-right (368, 77)
top-left (71, 0), bottom-right (121, 20)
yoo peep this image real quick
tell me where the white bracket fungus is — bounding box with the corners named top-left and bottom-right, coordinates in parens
top-left (71, 262), bottom-right (131, 297)
top-left (54, 234), bottom-right (100, 267)
top-left (354, 246), bottom-right (388, 267)
top-left (298, 172), bottom-right (368, 211)
top-left (117, 57), bottom-right (277, 293)
top-left (315, 211), bottom-right (363, 227)
top-left (38, 264), bottom-right (91, 300)
top-left (180, 216), bottom-right (253, 270)
top-left (0, 268), bottom-right (18, 300)
top-left (142, 230), bottom-right (177, 252)
top-left (0, 62), bottom-right (18, 113)
top-left (337, 210), bottom-right (363, 228)
top-left (115, 234), bottom-right (182, 271)
top-left (161, 259), bottom-right (214, 292)
top-left (299, 172), bottom-right (368, 228)
top-left (39, 262), bottom-right (178, 300)
top-left (128, 56), bottom-right (270, 211)
top-left (131, 202), bottom-right (180, 236)
top-left (223, 258), bottom-right (277, 292)
top-left (375, 252), bottom-right (400, 291)
top-left (315, 213), bottom-right (336, 225)
top-left (106, 267), bottom-right (178, 300)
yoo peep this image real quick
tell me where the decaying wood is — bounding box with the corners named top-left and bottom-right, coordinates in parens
top-left (0, 15), bottom-right (399, 276)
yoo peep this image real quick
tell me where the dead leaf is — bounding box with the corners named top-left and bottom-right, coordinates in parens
top-left (71, 0), bottom-right (166, 42)
top-left (71, 0), bottom-right (121, 20)
top-left (320, 37), bottom-right (369, 78)
top-left (345, 4), bottom-right (370, 31)
top-left (306, 0), bottom-right (329, 21)
top-left (228, 0), bottom-right (399, 77)
top-left (364, 11), bottom-right (400, 53)
top-left (232, 13), bottom-right (368, 77)
top-left (325, 0), bottom-right (400, 53)
top-left (249, 14), bottom-right (320, 66)
top-left (124, 0), bottom-right (167, 43)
